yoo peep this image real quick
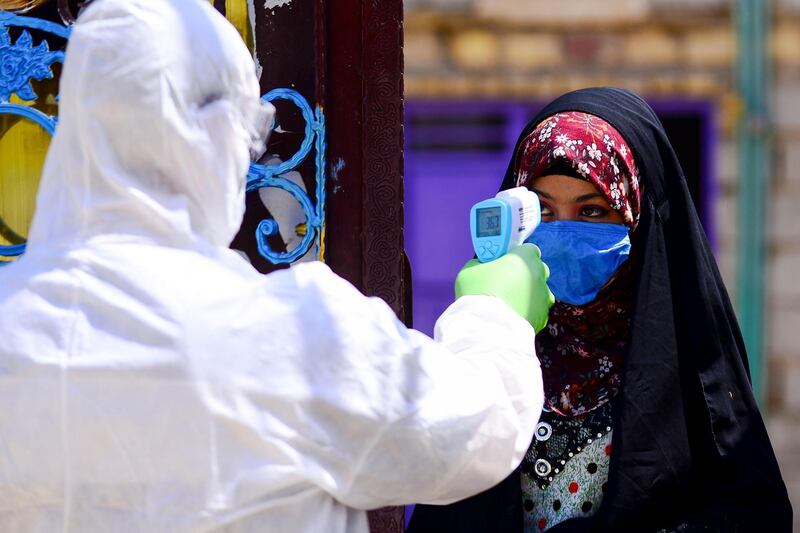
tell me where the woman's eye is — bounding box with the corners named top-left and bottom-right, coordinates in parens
top-left (580, 205), bottom-right (609, 218)
top-left (540, 204), bottom-right (554, 218)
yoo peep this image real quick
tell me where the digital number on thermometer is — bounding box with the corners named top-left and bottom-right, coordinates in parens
top-left (476, 207), bottom-right (502, 237)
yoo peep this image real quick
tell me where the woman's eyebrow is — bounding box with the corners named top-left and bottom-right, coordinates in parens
top-left (531, 188), bottom-right (552, 200)
top-left (575, 192), bottom-right (604, 202)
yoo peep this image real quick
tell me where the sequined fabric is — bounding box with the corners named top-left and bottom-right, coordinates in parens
top-left (521, 402), bottom-right (614, 531)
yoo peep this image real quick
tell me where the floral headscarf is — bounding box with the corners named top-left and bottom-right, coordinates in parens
top-left (515, 111), bottom-right (641, 417)
top-left (515, 111), bottom-right (641, 229)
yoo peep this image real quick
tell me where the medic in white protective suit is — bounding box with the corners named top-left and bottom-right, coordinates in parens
top-left (0, 1), bottom-right (552, 532)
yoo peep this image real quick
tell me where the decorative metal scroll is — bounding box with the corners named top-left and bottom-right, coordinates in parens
top-left (246, 88), bottom-right (326, 264)
top-left (0, 11), bottom-right (69, 263)
top-left (0, 11), bottom-right (326, 267)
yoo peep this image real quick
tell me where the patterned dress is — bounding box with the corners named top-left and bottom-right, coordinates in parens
top-left (521, 402), bottom-right (614, 532)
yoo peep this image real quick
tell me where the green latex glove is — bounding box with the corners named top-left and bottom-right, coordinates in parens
top-left (455, 243), bottom-right (555, 333)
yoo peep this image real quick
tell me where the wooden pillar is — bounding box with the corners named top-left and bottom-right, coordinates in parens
top-left (324, 0), bottom-right (408, 324)
top-left (325, 3), bottom-right (408, 531)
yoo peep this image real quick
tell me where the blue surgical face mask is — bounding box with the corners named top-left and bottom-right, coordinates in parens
top-left (525, 221), bottom-right (631, 306)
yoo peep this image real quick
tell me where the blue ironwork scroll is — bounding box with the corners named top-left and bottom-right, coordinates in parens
top-left (246, 88), bottom-right (326, 264)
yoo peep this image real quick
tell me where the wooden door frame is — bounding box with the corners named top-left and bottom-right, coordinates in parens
top-left (324, 1), bottom-right (407, 531)
top-left (323, 0), bottom-right (408, 324)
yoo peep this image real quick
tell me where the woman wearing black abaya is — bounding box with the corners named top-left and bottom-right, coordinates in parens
top-left (408, 88), bottom-right (791, 533)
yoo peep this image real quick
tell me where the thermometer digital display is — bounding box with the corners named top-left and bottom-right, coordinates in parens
top-left (470, 187), bottom-right (541, 263)
top-left (476, 207), bottom-right (502, 237)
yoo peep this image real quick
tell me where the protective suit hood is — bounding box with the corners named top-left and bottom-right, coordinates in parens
top-left (28, 0), bottom-right (271, 250)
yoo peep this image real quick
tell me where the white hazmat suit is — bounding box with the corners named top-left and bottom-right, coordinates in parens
top-left (0, 0), bottom-right (544, 531)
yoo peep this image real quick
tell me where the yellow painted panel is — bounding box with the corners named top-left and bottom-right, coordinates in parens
top-left (227, 0), bottom-right (254, 52)
top-left (0, 110), bottom-right (49, 254)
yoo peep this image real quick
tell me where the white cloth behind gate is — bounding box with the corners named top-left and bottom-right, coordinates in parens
top-left (0, 0), bottom-right (543, 531)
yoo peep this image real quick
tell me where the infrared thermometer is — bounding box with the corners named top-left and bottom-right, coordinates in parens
top-left (470, 187), bottom-right (541, 263)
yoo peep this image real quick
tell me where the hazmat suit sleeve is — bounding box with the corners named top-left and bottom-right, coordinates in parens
top-left (283, 263), bottom-right (543, 509)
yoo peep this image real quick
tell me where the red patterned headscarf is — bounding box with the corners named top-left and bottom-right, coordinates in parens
top-left (515, 111), bottom-right (641, 229)
top-left (515, 111), bottom-right (641, 418)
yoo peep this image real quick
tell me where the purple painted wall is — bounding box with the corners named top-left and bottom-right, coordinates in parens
top-left (405, 101), bottom-right (531, 335)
